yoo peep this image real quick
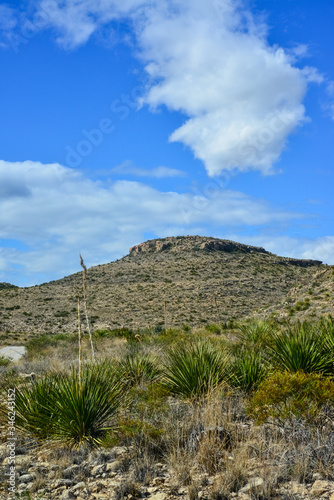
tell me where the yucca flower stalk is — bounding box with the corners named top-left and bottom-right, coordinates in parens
top-left (80, 254), bottom-right (96, 361)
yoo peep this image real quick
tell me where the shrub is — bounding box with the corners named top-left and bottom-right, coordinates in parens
top-left (205, 323), bottom-right (221, 334)
top-left (1, 363), bottom-right (126, 448)
top-left (93, 327), bottom-right (135, 342)
top-left (153, 323), bottom-right (164, 334)
top-left (163, 341), bottom-right (230, 399)
top-left (247, 371), bottom-right (334, 424)
top-left (0, 355), bottom-right (10, 367)
top-left (26, 333), bottom-right (77, 356)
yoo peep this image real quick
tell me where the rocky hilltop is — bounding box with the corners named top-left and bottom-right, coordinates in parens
top-left (0, 236), bottom-right (332, 342)
top-left (129, 236), bottom-right (271, 256)
top-left (129, 236), bottom-right (322, 268)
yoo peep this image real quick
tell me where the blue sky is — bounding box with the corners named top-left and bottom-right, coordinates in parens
top-left (0, 0), bottom-right (333, 286)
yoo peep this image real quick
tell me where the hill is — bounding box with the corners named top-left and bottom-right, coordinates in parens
top-left (0, 235), bottom-right (333, 341)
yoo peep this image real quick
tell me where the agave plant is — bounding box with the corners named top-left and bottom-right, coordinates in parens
top-left (2, 363), bottom-right (126, 448)
top-left (266, 322), bottom-right (334, 375)
top-left (163, 341), bottom-right (230, 399)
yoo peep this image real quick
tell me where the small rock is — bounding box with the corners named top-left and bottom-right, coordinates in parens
top-left (53, 479), bottom-right (75, 487)
top-left (106, 461), bottom-right (121, 473)
top-left (178, 487), bottom-right (187, 495)
top-left (0, 445), bottom-right (8, 459)
top-left (111, 446), bottom-right (127, 457)
top-left (2, 455), bottom-right (32, 467)
top-left (147, 487), bottom-right (159, 493)
top-left (60, 490), bottom-right (76, 500)
top-left (19, 473), bottom-right (34, 483)
top-left (239, 477), bottom-right (263, 494)
top-left (310, 480), bottom-right (334, 497)
top-left (91, 464), bottom-right (106, 476)
top-left (152, 477), bottom-right (165, 486)
top-left (73, 481), bottom-right (86, 491)
top-left (149, 493), bottom-right (167, 500)
top-left (63, 464), bottom-right (81, 478)
top-left (290, 481), bottom-right (308, 495)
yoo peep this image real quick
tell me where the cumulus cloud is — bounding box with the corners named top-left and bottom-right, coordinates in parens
top-left (29, 0), bottom-right (323, 176)
top-left (0, 160), bottom-right (299, 285)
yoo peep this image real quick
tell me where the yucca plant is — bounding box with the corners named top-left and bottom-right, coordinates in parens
top-left (163, 341), bottom-right (230, 399)
top-left (230, 351), bottom-right (268, 393)
top-left (266, 323), bottom-right (334, 375)
top-left (117, 351), bottom-right (161, 387)
top-left (2, 363), bottom-right (126, 448)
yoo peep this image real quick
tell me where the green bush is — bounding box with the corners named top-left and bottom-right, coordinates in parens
top-left (247, 371), bottom-right (334, 424)
top-left (1, 363), bottom-right (126, 448)
top-left (93, 327), bottom-right (136, 341)
top-left (0, 355), bottom-right (10, 367)
top-left (163, 340), bottom-right (230, 399)
top-left (205, 323), bottom-right (221, 334)
top-left (26, 333), bottom-right (77, 356)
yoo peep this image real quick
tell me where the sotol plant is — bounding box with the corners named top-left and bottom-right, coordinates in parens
top-left (163, 340), bottom-right (230, 399)
top-left (266, 322), bottom-right (334, 375)
top-left (230, 351), bottom-right (268, 393)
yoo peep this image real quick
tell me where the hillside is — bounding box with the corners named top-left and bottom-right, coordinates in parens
top-left (0, 235), bottom-right (333, 342)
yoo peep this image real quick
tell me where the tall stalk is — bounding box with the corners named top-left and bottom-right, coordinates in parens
top-left (164, 298), bottom-right (168, 332)
top-left (80, 254), bottom-right (96, 362)
top-left (77, 298), bottom-right (82, 390)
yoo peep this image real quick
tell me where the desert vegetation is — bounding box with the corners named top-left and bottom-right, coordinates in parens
top-left (1, 315), bottom-right (334, 499)
top-left (0, 239), bottom-right (334, 498)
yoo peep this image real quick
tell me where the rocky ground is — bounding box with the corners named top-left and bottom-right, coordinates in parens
top-left (1, 432), bottom-right (334, 500)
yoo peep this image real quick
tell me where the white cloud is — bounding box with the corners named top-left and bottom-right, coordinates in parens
top-left (0, 160), bottom-right (300, 285)
top-left (223, 234), bottom-right (334, 265)
top-left (111, 161), bottom-right (186, 178)
top-left (0, 1), bottom-right (322, 174)
top-left (137, 2), bottom-right (314, 175)
top-left (325, 81), bottom-right (334, 120)
top-left (0, 4), bottom-right (18, 47)
top-left (0, 4), bottom-right (17, 31)
top-left (30, 0), bottom-right (324, 176)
